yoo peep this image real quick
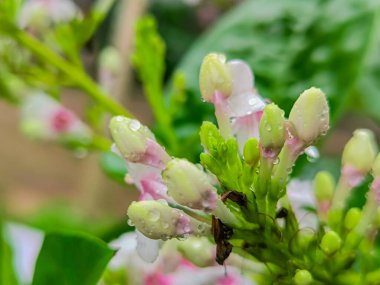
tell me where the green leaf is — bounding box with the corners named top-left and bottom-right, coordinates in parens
top-left (132, 15), bottom-right (178, 151)
top-left (32, 231), bottom-right (115, 285)
top-left (99, 151), bottom-right (127, 184)
top-left (174, 0), bottom-right (380, 125)
top-left (0, 221), bottom-right (19, 285)
top-left (71, 0), bottom-right (116, 46)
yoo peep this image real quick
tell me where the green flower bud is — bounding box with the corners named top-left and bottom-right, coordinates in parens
top-left (320, 231), bottom-right (342, 255)
top-left (200, 121), bottom-right (223, 154)
top-left (313, 171), bottom-right (335, 201)
top-left (288, 87), bottom-right (329, 145)
top-left (344, 208), bottom-right (362, 231)
top-left (296, 229), bottom-right (316, 251)
top-left (200, 153), bottom-right (222, 176)
top-left (199, 53), bottom-right (232, 101)
top-left (109, 116), bottom-right (153, 161)
top-left (243, 138), bottom-right (260, 166)
top-left (342, 129), bottom-right (377, 174)
top-left (294, 270), bottom-right (313, 285)
top-left (127, 200), bottom-right (209, 240)
top-left (344, 231), bottom-right (361, 249)
top-left (226, 138), bottom-right (240, 166)
top-left (259, 103), bottom-right (286, 150)
top-left (163, 159), bottom-right (218, 212)
top-left (372, 153), bottom-right (380, 177)
top-left (177, 237), bottom-right (214, 267)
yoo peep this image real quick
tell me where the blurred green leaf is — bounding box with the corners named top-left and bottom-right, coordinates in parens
top-left (175, 0), bottom-right (380, 125)
top-left (0, 221), bottom-right (19, 285)
top-left (71, 0), bottom-right (116, 46)
top-left (100, 151), bottom-right (127, 184)
top-left (32, 231), bottom-right (115, 285)
top-left (0, 0), bottom-right (22, 22)
top-left (132, 16), bottom-right (179, 152)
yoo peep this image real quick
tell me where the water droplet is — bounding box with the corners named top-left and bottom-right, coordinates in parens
top-left (273, 157), bottom-right (280, 165)
top-left (129, 120), bottom-right (141, 131)
top-left (148, 209), bottom-right (160, 222)
top-left (266, 124), bottom-right (272, 132)
top-left (116, 116), bottom-right (124, 122)
top-left (305, 146), bottom-right (319, 163)
top-left (127, 219), bottom-right (134, 226)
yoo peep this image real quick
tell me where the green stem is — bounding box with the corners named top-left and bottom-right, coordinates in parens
top-left (256, 157), bottom-right (273, 214)
top-left (13, 29), bottom-right (133, 118)
top-left (91, 134), bottom-right (113, 151)
top-left (272, 144), bottom-right (294, 199)
top-left (215, 103), bottom-right (232, 140)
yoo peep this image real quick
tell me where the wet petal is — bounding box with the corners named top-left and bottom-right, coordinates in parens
top-left (136, 230), bottom-right (163, 263)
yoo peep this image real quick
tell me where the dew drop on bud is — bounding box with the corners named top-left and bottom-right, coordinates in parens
top-left (305, 145), bottom-right (319, 163)
top-left (128, 120), bottom-right (141, 132)
top-left (273, 157), bottom-right (280, 165)
top-left (127, 219), bottom-right (134, 227)
top-left (148, 209), bottom-right (160, 222)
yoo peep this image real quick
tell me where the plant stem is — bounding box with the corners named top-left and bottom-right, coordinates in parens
top-left (12, 29), bottom-right (133, 118)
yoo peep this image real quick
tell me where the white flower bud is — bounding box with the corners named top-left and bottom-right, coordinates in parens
top-left (199, 53), bottom-right (232, 102)
top-left (342, 129), bottom-right (377, 174)
top-left (127, 200), bottom-right (209, 240)
top-left (288, 87), bottom-right (329, 145)
top-left (163, 159), bottom-right (218, 212)
top-left (109, 116), bottom-right (170, 168)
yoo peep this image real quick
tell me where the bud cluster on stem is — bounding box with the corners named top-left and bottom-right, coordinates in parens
top-left (108, 53), bottom-right (380, 284)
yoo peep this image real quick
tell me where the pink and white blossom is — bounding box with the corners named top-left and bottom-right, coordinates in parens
top-left (18, 0), bottom-right (80, 30)
top-left (21, 92), bottom-right (92, 141)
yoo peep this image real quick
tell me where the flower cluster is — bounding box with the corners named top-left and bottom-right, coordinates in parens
top-left (110, 53), bottom-right (380, 284)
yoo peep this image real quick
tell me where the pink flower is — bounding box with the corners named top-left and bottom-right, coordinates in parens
top-left (200, 55), bottom-right (266, 151)
top-left (286, 180), bottom-right (318, 230)
top-left (21, 92), bottom-right (91, 141)
top-left (144, 272), bottom-right (173, 285)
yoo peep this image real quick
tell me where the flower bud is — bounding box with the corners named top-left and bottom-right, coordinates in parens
top-left (163, 159), bottom-right (218, 212)
top-left (259, 103), bottom-right (286, 151)
top-left (294, 270), bottom-right (313, 285)
top-left (127, 200), bottom-right (209, 240)
top-left (109, 116), bottom-right (170, 168)
top-left (342, 129), bottom-right (377, 175)
top-left (288, 87), bottom-right (329, 145)
top-left (199, 53), bottom-right (232, 102)
top-left (199, 121), bottom-right (223, 155)
top-left (177, 237), bottom-right (214, 267)
top-left (243, 138), bottom-right (260, 166)
top-left (320, 231), bottom-right (341, 255)
top-left (200, 153), bottom-right (222, 176)
top-left (313, 171), bottom-right (335, 201)
top-left (344, 208), bottom-right (362, 231)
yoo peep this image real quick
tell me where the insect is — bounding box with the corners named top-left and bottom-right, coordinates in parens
top-left (212, 190), bottom-right (245, 265)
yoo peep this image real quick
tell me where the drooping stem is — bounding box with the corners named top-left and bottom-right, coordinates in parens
top-left (12, 28), bottom-right (133, 118)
